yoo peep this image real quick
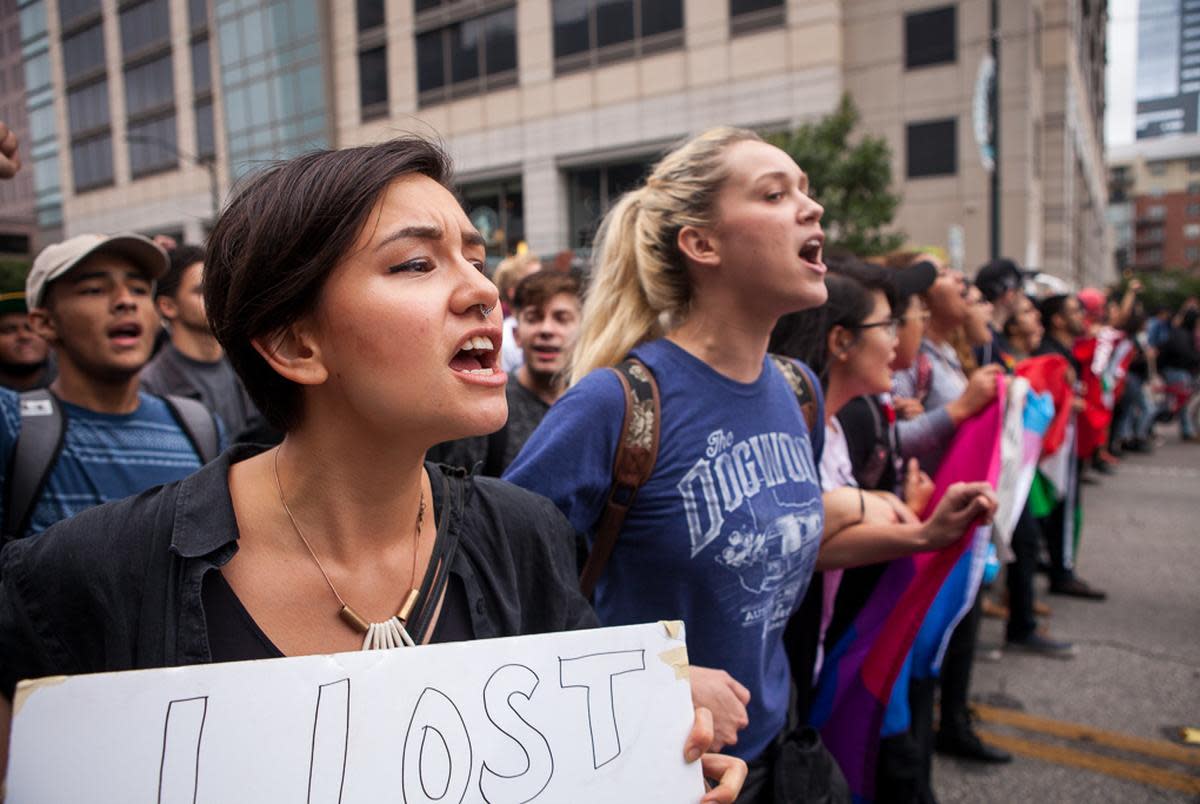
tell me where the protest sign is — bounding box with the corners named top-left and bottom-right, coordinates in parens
top-left (8, 621), bottom-right (702, 803)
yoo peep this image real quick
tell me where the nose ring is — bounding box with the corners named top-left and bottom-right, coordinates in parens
top-left (478, 303), bottom-right (495, 318)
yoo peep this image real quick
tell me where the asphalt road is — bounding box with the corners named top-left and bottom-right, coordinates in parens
top-left (933, 431), bottom-right (1200, 803)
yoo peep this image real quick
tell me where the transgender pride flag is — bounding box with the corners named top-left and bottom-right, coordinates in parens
top-left (810, 381), bottom-right (1005, 802)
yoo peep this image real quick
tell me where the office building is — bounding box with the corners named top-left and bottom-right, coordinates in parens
top-left (25, 0), bottom-right (1113, 285)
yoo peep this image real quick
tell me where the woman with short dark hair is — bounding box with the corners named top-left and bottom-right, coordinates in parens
top-left (0, 137), bottom-right (745, 801)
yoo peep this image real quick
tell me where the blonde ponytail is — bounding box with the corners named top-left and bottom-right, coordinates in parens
top-left (570, 126), bottom-right (762, 384)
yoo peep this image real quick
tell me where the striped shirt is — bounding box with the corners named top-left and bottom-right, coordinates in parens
top-left (0, 390), bottom-right (209, 539)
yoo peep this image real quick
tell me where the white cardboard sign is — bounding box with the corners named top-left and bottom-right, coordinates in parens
top-left (8, 622), bottom-right (702, 803)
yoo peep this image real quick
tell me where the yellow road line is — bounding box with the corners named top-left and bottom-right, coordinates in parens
top-left (978, 730), bottom-right (1200, 796)
top-left (974, 703), bottom-right (1200, 767)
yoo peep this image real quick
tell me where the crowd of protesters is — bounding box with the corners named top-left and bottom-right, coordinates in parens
top-left (0, 122), bottom-right (1194, 803)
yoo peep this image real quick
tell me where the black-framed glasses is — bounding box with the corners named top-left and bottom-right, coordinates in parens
top-left (850, 319), bottom-right (899, 338)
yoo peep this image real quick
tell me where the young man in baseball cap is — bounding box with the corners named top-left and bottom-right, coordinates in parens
top-left (0, 233), bottom-right (222, 540)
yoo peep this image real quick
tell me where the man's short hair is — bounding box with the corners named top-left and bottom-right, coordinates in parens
top-left (975, 258), bottom-right (1023, 303)
top-left (492, 253), bottom-right (541, 299)
top-left (157, 244), bottom-right (206, 300)
top-left (1037, 294), bottom-right (1071, 330)
top-left (512, 271), bottom-right (581, 315)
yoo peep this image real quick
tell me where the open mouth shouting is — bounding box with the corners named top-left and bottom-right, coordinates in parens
top-left (107, 320), bottom-right (145, 349)
top-left (799, 234), bottom-right (826, 275)
top-left (450, 329), bottom-right (506, 387)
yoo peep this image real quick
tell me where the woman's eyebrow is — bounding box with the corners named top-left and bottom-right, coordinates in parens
top-left (374, 225), bottom-right (487, 250)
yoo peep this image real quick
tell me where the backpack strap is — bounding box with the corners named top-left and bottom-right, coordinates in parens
top-left (769, 354), bottom-right (819, 434)
top-left (579, 358), bottom-right (661, 598)
top-left (162, 395), bottom-right (220, 465)
top-left (4, 390), bottom-right (67, 542)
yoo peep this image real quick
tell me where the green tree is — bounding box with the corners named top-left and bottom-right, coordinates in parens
top-left (0, 257), bottom-right (30, 294)
top-left (764, 94), bottom-right (905, 257)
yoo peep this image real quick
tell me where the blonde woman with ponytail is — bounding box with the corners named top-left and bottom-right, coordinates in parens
top-left (505, 129), bottom-right (990, 800)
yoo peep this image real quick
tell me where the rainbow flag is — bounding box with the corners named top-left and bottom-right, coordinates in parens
top-left (811, 382), bottom-right (1005, 801)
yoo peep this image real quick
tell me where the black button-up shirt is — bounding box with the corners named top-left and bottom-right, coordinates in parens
top-left (0, 445), bottom-right (597, 697)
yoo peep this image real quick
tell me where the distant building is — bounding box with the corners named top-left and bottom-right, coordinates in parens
top-left (1136, 0), bottom-right (1200, 140)
top-left (1108, 133), bottom-right (1200, 272)
top-left (26, 0), bottom-right (1111, 285)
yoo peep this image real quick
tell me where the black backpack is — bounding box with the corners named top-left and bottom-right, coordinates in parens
top-left (3, 389), bottom-right (220, 541)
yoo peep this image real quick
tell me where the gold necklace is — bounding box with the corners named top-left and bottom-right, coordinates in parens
top-left (272, 446), bottom-right (425, 651)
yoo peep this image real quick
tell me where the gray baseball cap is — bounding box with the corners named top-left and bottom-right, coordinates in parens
top-left (27, 233), bottom-right (169, 308)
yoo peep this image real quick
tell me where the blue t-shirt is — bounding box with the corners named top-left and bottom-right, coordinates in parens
top-left (505, 338), bottom-right (825, 761)
top-left (0, 390), bottom-right (213, 538)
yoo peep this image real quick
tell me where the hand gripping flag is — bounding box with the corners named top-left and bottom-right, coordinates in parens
top-left (811, 378), bottom-right (1005, 802)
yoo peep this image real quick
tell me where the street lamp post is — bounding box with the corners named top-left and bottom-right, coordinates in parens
top-left (124, 133), bottom-right (220, 226)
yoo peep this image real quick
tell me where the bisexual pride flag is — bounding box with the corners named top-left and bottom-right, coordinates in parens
top-left (811, 381), bottom-right (1005, 802)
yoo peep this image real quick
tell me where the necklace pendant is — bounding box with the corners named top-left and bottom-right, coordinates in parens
top-left (360, 616), bottom-right (416, 650)
top-left (339, 605), bottom-right (370, 634)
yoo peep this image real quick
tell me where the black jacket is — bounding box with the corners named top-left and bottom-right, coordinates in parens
top-left (0, 446), bottom-right (597, 698)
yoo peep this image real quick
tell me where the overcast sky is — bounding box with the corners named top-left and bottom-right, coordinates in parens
top-left (1106, 0), bottom-right (1139, 148)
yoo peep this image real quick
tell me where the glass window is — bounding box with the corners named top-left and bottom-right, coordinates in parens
top-left (568, 158), bottom-right (653, 248)
top-left (124, 55), bottom-right (174, 117)
top-left (24, 50), bottom-right (52, 93)
top-left (905, 6), bottom-right (956, 68)
top-left (62, 23), bottom-right (105, 82)
top-left (485, 7), bottom-right (517, 75)
top-left (223, 86), bottom-right (247, 133)
top-left (298, 64), bottom-right (323, 114)
top-left (191, 38), bottom-right (212, 94)
top-left (642, 0), bottom-right (682, 38)
top-left (59, 0), bottom-right (100, 28)
top-left (415, 0), bottom-right (441, 11)
top-left (240, 9), bottom-right (266, 61)
top-left (127, 114), bottom-right (177, 176)
top-left (451, 18), bottom-right (482, 85)
top-left (33, 154), bottom-right (60, 194)
top-left (120, 0), bottom-right (171, 56)
top-left (218, 19), bottom-right (242, 65)
top-left (247, 79), bottom-right (271, 127)
top-left (67, 80), bottom-right (110, 135)
top-left (595, 0), bottom-right (634, 49)
top-left (1148, 162), bottom-right (1167, 176)
top-left (553, 0), bottom-right (589, 59)
top-left (195, 99), bottom-right (215, 158)
top-left (357, 0), bottom-right (384, 31)
top-left (71, 133), bottom-right (114, 191)
top-left (359, 46), bottom-right (388, 115)
top-left (19, 3), bottom-right (47, 42)
top-left (292, 1), bottom-right (317, 38)
top-left (553, 0), bottom-right (681, 69)
top-left (28, 102), bottom-right (56, 143)
top-left (1189, 158), bottom-right (1200, 172)
top-left (189, 0), bottom-right (208, 30)
top-left (906, 118), bottom-right (957, 178)
top-left (730, 0), bottom-right (782, 14)
top-left (416, 29), bottom-right (444, 93)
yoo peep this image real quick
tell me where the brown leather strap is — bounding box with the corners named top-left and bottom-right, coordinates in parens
top-left (769, 354), bottom-right (819, 433)
top-left (579, 358), bottom-right (661, 597)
